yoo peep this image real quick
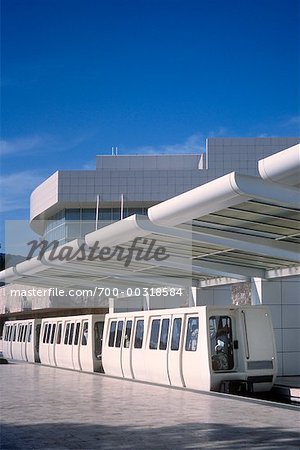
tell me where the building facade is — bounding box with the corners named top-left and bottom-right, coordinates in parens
top-left (30, 137), bottom-right (299, 243)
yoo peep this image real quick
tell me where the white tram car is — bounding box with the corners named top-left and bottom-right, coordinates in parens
top-left (2, 319), bottom-right (41, 363)
top-left (102, 305), bottom-right (277, 393)
top-left (39, 314), bottom-right (104, 372)
top-left (2, 305), bottom-right (277, 393)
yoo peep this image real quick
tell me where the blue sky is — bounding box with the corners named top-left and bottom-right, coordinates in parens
top-left (1, 0), bottom-right (299, 249)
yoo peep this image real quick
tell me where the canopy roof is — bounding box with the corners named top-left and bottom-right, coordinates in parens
top-left (1, 144), bottom-right (299, 291)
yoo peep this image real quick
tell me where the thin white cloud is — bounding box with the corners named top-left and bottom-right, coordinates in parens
top-left (83, 161), bottom-right (96, 170)
top-left (207, 126), bottom-right (228, 137)
top-left (281, 115), bottom-right (300, 128)
top-left (121, 129), bottom-right (228, 155)
top-left (0, 171), bottom-right (45, 212)
top-left (124, 133), bottom-right (205, 155)
top-left (0, 136), bottom-right (43, 156)
top-left (0, 132), bottom-right (94, 157)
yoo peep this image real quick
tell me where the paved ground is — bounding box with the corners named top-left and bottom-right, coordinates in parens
top-left (0, 362), bottom-right (299, 449)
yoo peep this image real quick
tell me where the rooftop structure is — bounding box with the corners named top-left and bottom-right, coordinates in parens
top-left (30, 137), bottom-right (299, 242)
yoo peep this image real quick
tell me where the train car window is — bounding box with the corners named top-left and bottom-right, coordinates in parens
top-left (23, 325), bottom-right (28, 342)
top-left (123, 320), bottom-right (132, 348)
top-left (185, 317), bottom-right (199, 351)
top-left (50, 323), bottom-right (56, 344)
top-left (159, 319), bottom-right (170, 350)
top-left (7, 326), bottom-right (11, 341)
top-left (171, 318), bottom-right (182, 351)
top-left (115, 321), bottom-right (124, 348)
top-left (209, 316), bottom-right (234, 371)
top-left (64, 323), bottom-right (70, 345)
top-left (149, 319), bottom-right (160, 349)
top-left (82, 322), bottom-right (88, 345)
top-left (134, 320), bottom-right (144, 349)
top-left (12, 325), bottom-right (17, 342)
top-left (43, 324), bottom-right (48, 343)
top-left (21, 325), bottom-right (25, 342)
top-left (17, 325), bottom-right (22, 342)
top-left (108, 321), bottom-right (117, 347)
top-left (94, 322), bottom-right (104, 358)
top-left (68, 323), bottom-right (75, 345)
top-left (22, 325), bottom-right (26, 342)
top-left (57, 323), bottom-right (62, 344)
top-left (74, 323), bottom-right (80, 345)
top-left (28, 324), bottom-right (32, 342)
top-left (4, 326), bottom-right (8, 341)
top-left (35, 324), bottom-right (41, 359)
top-left (46, 324), bottom-right (52, 343)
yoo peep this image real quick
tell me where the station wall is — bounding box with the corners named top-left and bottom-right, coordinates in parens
top-left (255, 277), bottom-right (300, 377)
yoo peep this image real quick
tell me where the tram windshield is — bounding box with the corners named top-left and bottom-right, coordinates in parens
top-left (209, 316), bottom-right (234, 371)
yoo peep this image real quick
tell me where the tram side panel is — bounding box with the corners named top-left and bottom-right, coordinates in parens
top-left (2, 323), bottom-right (12, 359)
top-left (182, 310), bottom-right (211, 391)
top-left (131, 316), bottom-right (150, 381)
top-left (40, 315), bottom-right (104, 373)
top-left (103, 317), bottom-right (126, 377)
top-left (240, 306), bottom-right (277, 392)
top-left (2, 320), bottom-right (37, 363)
top-left (208, 308), bottom-right (248, 391)
top-left (12, 323), bottom-right (24, 360)
top-left (103, 314), bottom-right (150, 381)
top-left (167, 313), bottom-right (185, 388)
top-left (39, 321), bottom-right (51, 366)
top-left (144, 314), bottom-right (171, 385)
top-left (121, 318), bottom-right (134, 379)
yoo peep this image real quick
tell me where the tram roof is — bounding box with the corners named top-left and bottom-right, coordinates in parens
top-left (1, 144), bottom-right (299, 290)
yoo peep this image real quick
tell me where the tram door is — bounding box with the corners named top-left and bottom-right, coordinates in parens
top-left (21, 324), bottom-right (28, 361)
top-left (72, 321), bottom-right (82, 370)
top-left (241, 308), bottom-right (275, 363)
top-left (23, 324), bottom-right (29, 361)
top-left (10, 325), bottom-right (16, 359)
top-left (35, 323), bottom-right (41, 363)
top-left (121, 319), bottom-right (133, 378)
top-left (114, 318), bottom-right (125, 378)
top-left (182, 314), bottom-right (204, 390)
top-left (48, 322), bottom-right (57, 366)
top-left (167, 314), bottom-right (185, 387)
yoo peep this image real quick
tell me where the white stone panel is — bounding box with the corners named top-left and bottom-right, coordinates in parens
top-left (273, 328), bottom-right (282, 353)
top-left (262, 281), bottom-right (282, 304)
top-left (267, 304), bottom-right (282, 329)
top-left (282, 352), bottom-right (300, 376)
top-left (282, 305), bottom-right (300, 328)
top-left (283, 329), bottom-right (300, 352)
top-left (282, 280), bottom-right (300, 305)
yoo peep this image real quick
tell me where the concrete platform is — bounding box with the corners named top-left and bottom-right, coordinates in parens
top-left (0, 363), bottom-right (299, 449)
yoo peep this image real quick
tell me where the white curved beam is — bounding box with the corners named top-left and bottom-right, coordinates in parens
top-left (148, 172), bottom-right (299, 227)
top-left (258, 144), bottom-right (300, 186)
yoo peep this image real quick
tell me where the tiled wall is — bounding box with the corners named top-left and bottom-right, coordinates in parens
top-left (259, 277), bottom-right (300, 376)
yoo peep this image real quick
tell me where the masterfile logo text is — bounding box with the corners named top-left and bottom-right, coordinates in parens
top-left (26, 237), bottom-right (170, 268)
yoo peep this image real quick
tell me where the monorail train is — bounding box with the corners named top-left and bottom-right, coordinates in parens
top-left (2, 305), bottom-right (277, 393)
